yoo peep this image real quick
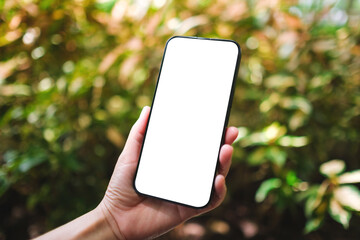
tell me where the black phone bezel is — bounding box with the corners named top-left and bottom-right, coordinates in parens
top-left (133, 36), bottom-right (242, 209)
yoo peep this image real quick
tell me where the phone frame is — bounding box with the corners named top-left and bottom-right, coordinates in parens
top-left (133, 36), bottom-right (242, 208)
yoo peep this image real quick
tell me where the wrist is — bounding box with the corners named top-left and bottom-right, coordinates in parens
top-left (97, 200), bottom-right (126, 240)
top-left (90, 206), bottom-right (121, 240)
top-left (34, 206), bottom-right (120, 240)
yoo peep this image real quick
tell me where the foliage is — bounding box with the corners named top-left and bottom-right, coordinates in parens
top-left (1, 0), bottom-right (360, 239)
top-left (303, 160), bottom-right (360, 232)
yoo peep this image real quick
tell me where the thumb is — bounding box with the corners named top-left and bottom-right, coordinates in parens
top-left (121, 106), bottom-right (150, 163)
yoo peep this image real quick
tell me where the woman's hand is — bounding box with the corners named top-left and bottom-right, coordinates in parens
top-left (35, 106), bottom-right (238, 240)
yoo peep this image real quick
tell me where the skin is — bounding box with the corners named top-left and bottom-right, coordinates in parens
top-left (35, 106), bottom-right (238, 240)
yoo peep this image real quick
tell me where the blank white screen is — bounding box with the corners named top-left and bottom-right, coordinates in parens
top-left (135, 37), bottom-right (239, 208)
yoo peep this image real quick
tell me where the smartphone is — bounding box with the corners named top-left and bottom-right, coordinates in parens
top-left (134, 36), bottom-right (241, 208)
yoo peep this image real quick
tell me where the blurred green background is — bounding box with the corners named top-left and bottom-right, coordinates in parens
top-left (1, 0), bottom-right (360, 239)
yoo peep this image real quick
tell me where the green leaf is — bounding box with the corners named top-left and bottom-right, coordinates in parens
top-left (255, 178), bottom-right (282, 202)
top-left (338, 170), bottom-right (360, 184)
top-left (320, 159), bottom-right (345, 177)
top-left (0, 84), bottom-right (31, 96)
top-left (329, 198), bottom-right (351, 229)
top-left (0, 0), bottom-right (4, 11)
top-left (266, 146), bottom-right (287, 167)
top-left (18, 155), bottom-right (46, 173)
top-left (277, 135), bottom-right (309, 147)
top-left (334, 185), bottom-right (360, 211)
top-left (247, 147), bottom-right (266, 166)
top-left (264, 75), bottom-right (296, 89)
top-left (263, 122), bottom-right (287, 142)
top-left (39, 0), bottom-right (54, 10)
top-left (309, 72), bottom-right (333, 89)
top-left (304, 217), bottom-right (323, 234)
top-left (3, 150), bottom-right (18, 165)
top-left (286, 171), bottom-right (299, 186)
top-left (95, 0), bottom-right (117, 13)
top-left (289, 110), bottom-right (307, 131)
top-left (305, 182), bottom-right (328, 217)
top-left (18, 147), bottom-right (47, 173)
top-left (305, 195), bottom-right (317, 218)
top-left (280, 96), bottom-right (312, 114)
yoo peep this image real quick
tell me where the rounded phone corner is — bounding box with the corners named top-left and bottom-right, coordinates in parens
top-left (165, 36), bottom-right (182, 47)
top-left (133, 177), bottom-right (143, 196)
top-left (227, 40), bottom-right (242, 58)
top-left (190, 194), bottom-right (213, 209)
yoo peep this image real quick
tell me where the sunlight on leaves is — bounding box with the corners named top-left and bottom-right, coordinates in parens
top-left (334, 185), bottom-right (360, 211)
top-left (320, 159), bottom-right (345, 177)
top-left (329, 198), bottom-right (351, 229)
top-left (338, 170), bottom-right (360, 184)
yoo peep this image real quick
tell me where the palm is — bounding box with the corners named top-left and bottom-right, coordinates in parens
top-left (104, 153), bottom-right (201, 239)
